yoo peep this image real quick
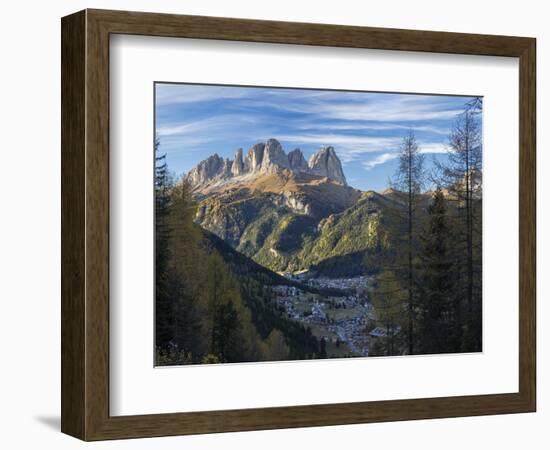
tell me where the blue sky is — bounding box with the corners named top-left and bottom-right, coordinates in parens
top-left (155, 83), bottom-right (481, 192)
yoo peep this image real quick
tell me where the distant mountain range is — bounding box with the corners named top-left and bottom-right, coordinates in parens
top-left (185, 138), bottom-right (347, 191)
top-left (182, 138), bottom-right (425, 277)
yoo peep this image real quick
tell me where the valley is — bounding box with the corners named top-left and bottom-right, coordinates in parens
top-left (183, 139), bottom-right (405, 357)
top-left (272, 276), bottom-right (374, 357)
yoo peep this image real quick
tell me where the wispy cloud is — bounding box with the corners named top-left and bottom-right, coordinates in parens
top-left (241, 92), bottom-right (464, 122)
top-left (157, 114), bottom-right (260, 137)
top-left (315, 98), bottom-right (462, 122)
top-left (361, 140), bottom-right (449, 171)
top-left (419, 142), bottom-right (448, 154)
top-left (277, 132), bottom-right (447, 163)
top-left (293, 121), bottom-right (449, 135)
top-left (155, 84), bottom-right (252, 106)
top-left (155, 83), bottom-right (479, 191)
top-left (277, 133), bottom-right (402, 163)
top-left (363, 153), bottom-right (399, 170)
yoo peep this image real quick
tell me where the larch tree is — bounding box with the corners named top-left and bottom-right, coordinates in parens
top-left (417, 189), bottom-right (457, 354)
top-left (154, 138), bottom-right (174, 352)
top-left (370, 270), bottom-right (406, 356)
top-left (167, 178), bottom-right (209, 360)
top-left (390, 130), bottom-right (425, 355)
top-left (436, 99), bottom-right (483, 352)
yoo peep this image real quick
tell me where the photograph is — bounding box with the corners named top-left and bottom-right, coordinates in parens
top-left (154, 83), bottom-right (483, 366)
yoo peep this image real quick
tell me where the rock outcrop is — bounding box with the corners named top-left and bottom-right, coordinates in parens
top-left (308, 146), bottom-right (347, 185)
top-left (288, 148), bottom-right (309, 172)
top-left (185, 153), bottom-right (226, 186)
top-left (261, 138), bottom-right (289, 173)
top-left (231, 148), bottom-right (244, 176)
top-left (185, 138), bottom-right (348, 189)
top-left (244, 142), bottom-right (265, 173)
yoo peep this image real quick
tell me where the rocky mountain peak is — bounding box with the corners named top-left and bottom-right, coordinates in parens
top-left (186, 153), bottom-right (226, 186)
top-left (288, 148), bottom-right (309, 172)
top-left (244, 142), bottom-right (265, 173)
top-left (231, 148), bottom-right (244, 176)
top-left (308, 146), bottom-right (347, 185)
top-left (261, 138), bottom-right (289, 173)
top-left (220, 157), bottom-right (232, 178)
top-left (185, 139), bottom-right (348, 190)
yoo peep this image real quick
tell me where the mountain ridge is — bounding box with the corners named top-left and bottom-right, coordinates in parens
top-left (185, 138), bottom-right (348, 192)
top-left (179, 137), bottom-right (415, 276)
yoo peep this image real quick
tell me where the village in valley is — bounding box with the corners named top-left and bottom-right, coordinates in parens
top-left (272, 275), bottom-right (390, 358)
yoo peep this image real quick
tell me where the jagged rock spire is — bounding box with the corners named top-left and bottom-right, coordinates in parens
top-left (231, 148), bottom-right (244, 176)
top-left (288, 148), bottom-right (309, 172)
top-left (244, 142), bottom-right (265, 173)
top-left (185, 153), bottom-right (225, 186)
top-left (185, 139), bottom-right (347, 188)
top-left (308, 146), bottom-right (347, 185)
top-left (261, 139), bottom-right (289, 173)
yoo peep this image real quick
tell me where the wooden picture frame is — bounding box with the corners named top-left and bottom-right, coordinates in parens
top-left (61, 9), bottom-right (536, 441)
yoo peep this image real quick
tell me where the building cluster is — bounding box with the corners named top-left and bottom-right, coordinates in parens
top-left (272, 276), bottom-right (376, 356)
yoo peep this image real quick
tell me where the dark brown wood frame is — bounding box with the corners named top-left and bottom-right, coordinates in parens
top-left (61, 9), bottom-right (536, 441)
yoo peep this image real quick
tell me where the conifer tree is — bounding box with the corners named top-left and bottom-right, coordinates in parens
top-left (264, 329), bottom-right (290, 361)
top-left (168, 180), bottom-right (207, 360)
top-left (417, 189), bottom-right (456, 354)
top-left (154, 138), bottom-right (174, 351)
top-left (390, 131), bottom-right (425, 354)
top-left (370, 270), bottom-right (406, 356)
top-left (436, 99), bottom-right (483, 352)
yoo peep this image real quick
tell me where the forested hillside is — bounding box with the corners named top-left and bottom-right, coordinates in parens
top-left (154, 149), bottom-right (322, 365)
top-left (367, 99), bottom-right (483, 356)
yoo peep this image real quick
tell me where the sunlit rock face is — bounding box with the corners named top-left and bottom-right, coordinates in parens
top-left (231, 148), bottom-right (244, 176)
top-left (185, 153), bottom-right (226, 186)
top-left (244, 142), bottom-right (266, 174)
top-left (185, 139), bottom-right (347, 189)
top-left (308, 146), bottom-right (347, 186)
top-left (287, 148), bottom-right (309, 173)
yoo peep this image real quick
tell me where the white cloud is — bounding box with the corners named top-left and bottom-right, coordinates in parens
top-left (316, 101), bottom-right (462, 122)
top-left (276, 132), bottom-right (448, 164)
top-left (294, 121), bottom-right (449, 135)
top-left (157, 119), bottom-right (212, 137)
top-left (363, 153), bottom-right (399, 170)
top-left (155, 84), bottom-right (338, 107)
top-left (155, 84), bottom-right (252, 106)
top-left (419, 142), bottom-right (448, 154)
top-left (157, 114), bottom-right (262, 137)
top-left (158, 134), bottom-right (223, 150)
top-left (362, 139), bottom-right (449, 171)
top-left (243, 92), bottom-right (465, 122)
top-left (156, 114), bottom-right (276, 154)
top-left (277, 133), bottom-right (402, 162)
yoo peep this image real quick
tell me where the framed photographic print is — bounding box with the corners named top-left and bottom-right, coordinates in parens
top-left (61, 9), bottom-right (536, 440)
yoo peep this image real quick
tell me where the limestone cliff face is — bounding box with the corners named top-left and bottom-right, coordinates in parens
top-left (184, 138), bottom-right (347, 190)
top-left (185, 154), bottom-right (226, 186)
top-left (261, 138), bottom-right (290, 173)
top-left (308, 146), bottom-right (347, 186)
top-left (231, 148), bottom-right (244, 176)
top-left (244, 142), bottom-right (265, 173)
top-left (288, 148), bottom-right (309, 172)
